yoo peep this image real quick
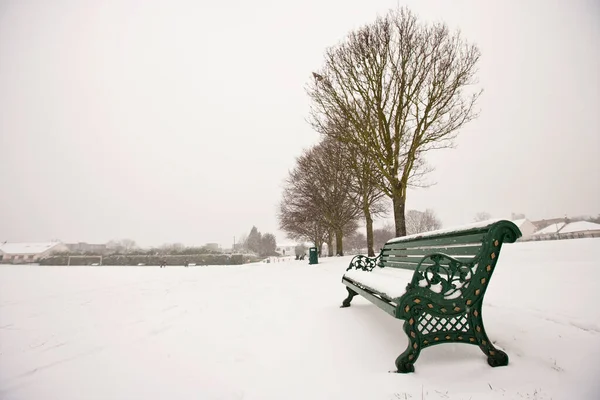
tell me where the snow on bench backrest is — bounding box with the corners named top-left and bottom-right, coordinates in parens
top-left (380, 220), bottom-right (520, 271)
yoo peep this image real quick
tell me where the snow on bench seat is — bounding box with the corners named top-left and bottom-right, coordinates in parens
top-left (343, 267), bottom-right (414, 299)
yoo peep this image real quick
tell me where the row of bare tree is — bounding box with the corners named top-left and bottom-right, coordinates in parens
top-left (279, 6), bottom-right (480, 256)
top-left (278, 136), bottom-right (443, 255)
top-left (279, 137), bottom-right (385, 256)
top-left (345, 209), bottom-right (442, 254)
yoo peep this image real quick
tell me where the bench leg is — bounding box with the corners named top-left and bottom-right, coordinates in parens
top-left (340, 287), bottom-right (357, 308)
top-left (470, 306), bottom-right (509, 368)
top-left (394, 319), bottom-right (420, 373)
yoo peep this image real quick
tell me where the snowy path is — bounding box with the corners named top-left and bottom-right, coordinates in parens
top-left (1, 239), bottom-right (600, 399)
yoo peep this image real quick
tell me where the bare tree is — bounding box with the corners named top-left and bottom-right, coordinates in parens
top-left (373, 224), bottom-right (396, 252)
top-left (260, 233), bottom-right (277, 257)
top-left (107, 239), bottom-right (137, 254)
top-left (246, 226), bottom-right (262, 254)
top-left (160, 243), bottom-right (185, 253)
top-left (278, 139), bottom-right (361, 255)
top-left (307, 7), bottom-right (481, 237)
top-left (405, 209), bottom-right (442, 235)
top-left (474, 212), bottom-right (492, 222)
top-left (325, 230), bottom-right (334, 256)
top-left (279, 182), bottom-right (328, 254)
top-left (345, 230), bottom-right (367, 254)
top-left (341, 139), bottom-right (388, 256)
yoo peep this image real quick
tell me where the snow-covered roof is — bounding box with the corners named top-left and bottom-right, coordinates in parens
top-left (533, 222), bottom-right (566, 235)
top-left (511, 218), bottom-right (531, 228)
top-left (560, 221), bottom-right (600, 234)
top-left (0, 242), bottom-right (63, 255)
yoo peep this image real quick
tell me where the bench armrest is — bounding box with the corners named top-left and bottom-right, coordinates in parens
top-left (346, 252), bottom-right (383, 272)
top-left (407, 253), bottom-right (474, 301)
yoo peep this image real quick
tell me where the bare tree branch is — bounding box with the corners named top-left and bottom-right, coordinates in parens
top-left (307, 6), bottom-right (481, 237)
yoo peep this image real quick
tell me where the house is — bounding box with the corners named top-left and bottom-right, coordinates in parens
top-left (531, 218), bottom-right (567, 231)
top-left (0, 241), bottom-right (69, 264)
top-left (532, 222), bottom-right (566, 237)
top-left (530, 220), bottom-right (600, 240)
top-left (559, 221), bottom-right (600, 235)
top-left (511, 218), bottom-right (537, 239)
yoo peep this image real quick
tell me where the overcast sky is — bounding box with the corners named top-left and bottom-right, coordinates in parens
top-left (1, 0), bottom-right (598, 248)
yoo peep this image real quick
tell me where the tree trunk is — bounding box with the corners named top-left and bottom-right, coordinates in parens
top-left (327, 231), bottom-right (334, 257)
top-left (364, 207), bottom-right (375, 256)
top-left (335, 229), bottom-right (344, 256)
top-left (392, 189), bottom-right (407, 237)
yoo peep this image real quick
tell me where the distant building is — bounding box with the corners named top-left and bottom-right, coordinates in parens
top-left (0, 242), bottom-right (69, 264)
top-left (531, 218), bottom-right (567, 231)
top-left (205, 243), bottom-right (220, 251)
top-left (532, 222), bottom-right (566, 237)
top-left (531, 220), bottom-right (600, 240)
top-left (559, 221), bottom-right (600, 235)
top-left (511, 218), bottom-right (537, 239)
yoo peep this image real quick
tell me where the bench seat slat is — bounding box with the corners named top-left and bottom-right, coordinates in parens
top-left (383, 255), bottom-right (476, 264)
top-left (344, 268), bottom-right (412, 298)
top-left (381, 260), bottom-right (422, 270)
top-left (342, 278), bottom-right (397, 317)
top-left (381, 256), bottom-right (474, 270)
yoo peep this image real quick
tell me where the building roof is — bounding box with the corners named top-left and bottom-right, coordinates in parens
top-left (560, 221), bottom-right (600, 234)
top-left (511, 218), bottom-right (532, 228)
top-left (0, 242), bottom-right (63, 255)
top-left (533, 222), bottom-right (566, 235)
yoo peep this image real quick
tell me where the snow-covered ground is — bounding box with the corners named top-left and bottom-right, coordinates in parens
top-left (1, 239), bottom-right (600, 400)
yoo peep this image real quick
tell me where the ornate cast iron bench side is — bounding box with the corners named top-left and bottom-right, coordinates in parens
top-left (340, 220), bottom-right (522, 373)
top-left (346, 251), bottom-right (383, 272)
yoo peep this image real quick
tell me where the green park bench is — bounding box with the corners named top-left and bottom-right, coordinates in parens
top-left (340, 220), bottom-right (522, 373)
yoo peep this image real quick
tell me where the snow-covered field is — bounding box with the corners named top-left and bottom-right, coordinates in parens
top-left (2, 239), bottom-right (600, 400)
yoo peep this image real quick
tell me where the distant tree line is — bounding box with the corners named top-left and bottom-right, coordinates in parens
top-left (234, 226), bottom-right (278, 257)
top-left (39, 254), bottom-right (255, 267)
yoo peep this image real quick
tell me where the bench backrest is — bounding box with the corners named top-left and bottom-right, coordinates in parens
top-left (380, 220), bottom-right (521, 301)
top-left (380, 220), bottom-right (520, 271)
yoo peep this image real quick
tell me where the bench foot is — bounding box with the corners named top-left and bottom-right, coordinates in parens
top-left (487, 350), bottom-right (509, 367)
top-left (395, 362), bottom-right (415, 374)
top-left (340, 287), bottom-right (357, 308)
top-left (394, 319), bottom-right (421, 373)
top-left (470, 307), bottom-right (509, 368)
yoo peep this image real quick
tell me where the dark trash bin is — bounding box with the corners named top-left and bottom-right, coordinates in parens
top-left (308, 247), bottom-right (318, 265)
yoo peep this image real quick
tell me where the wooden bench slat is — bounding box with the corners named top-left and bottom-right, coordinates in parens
top-left (383, 255), bottom-right (475, 265)
top-left (381, 255), bottom-right (474, 269)
top-left (383, 245), bottom-right (482, 257)
top-left (384, 233), bottom-right (485, 249)
top-left (342, 278), bottom-right (397, 317)
top-left (380, 260), bottom-right (427, 270)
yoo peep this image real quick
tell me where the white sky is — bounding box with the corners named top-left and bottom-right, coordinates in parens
top-left (1, 0), bottom-right (599, 248)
